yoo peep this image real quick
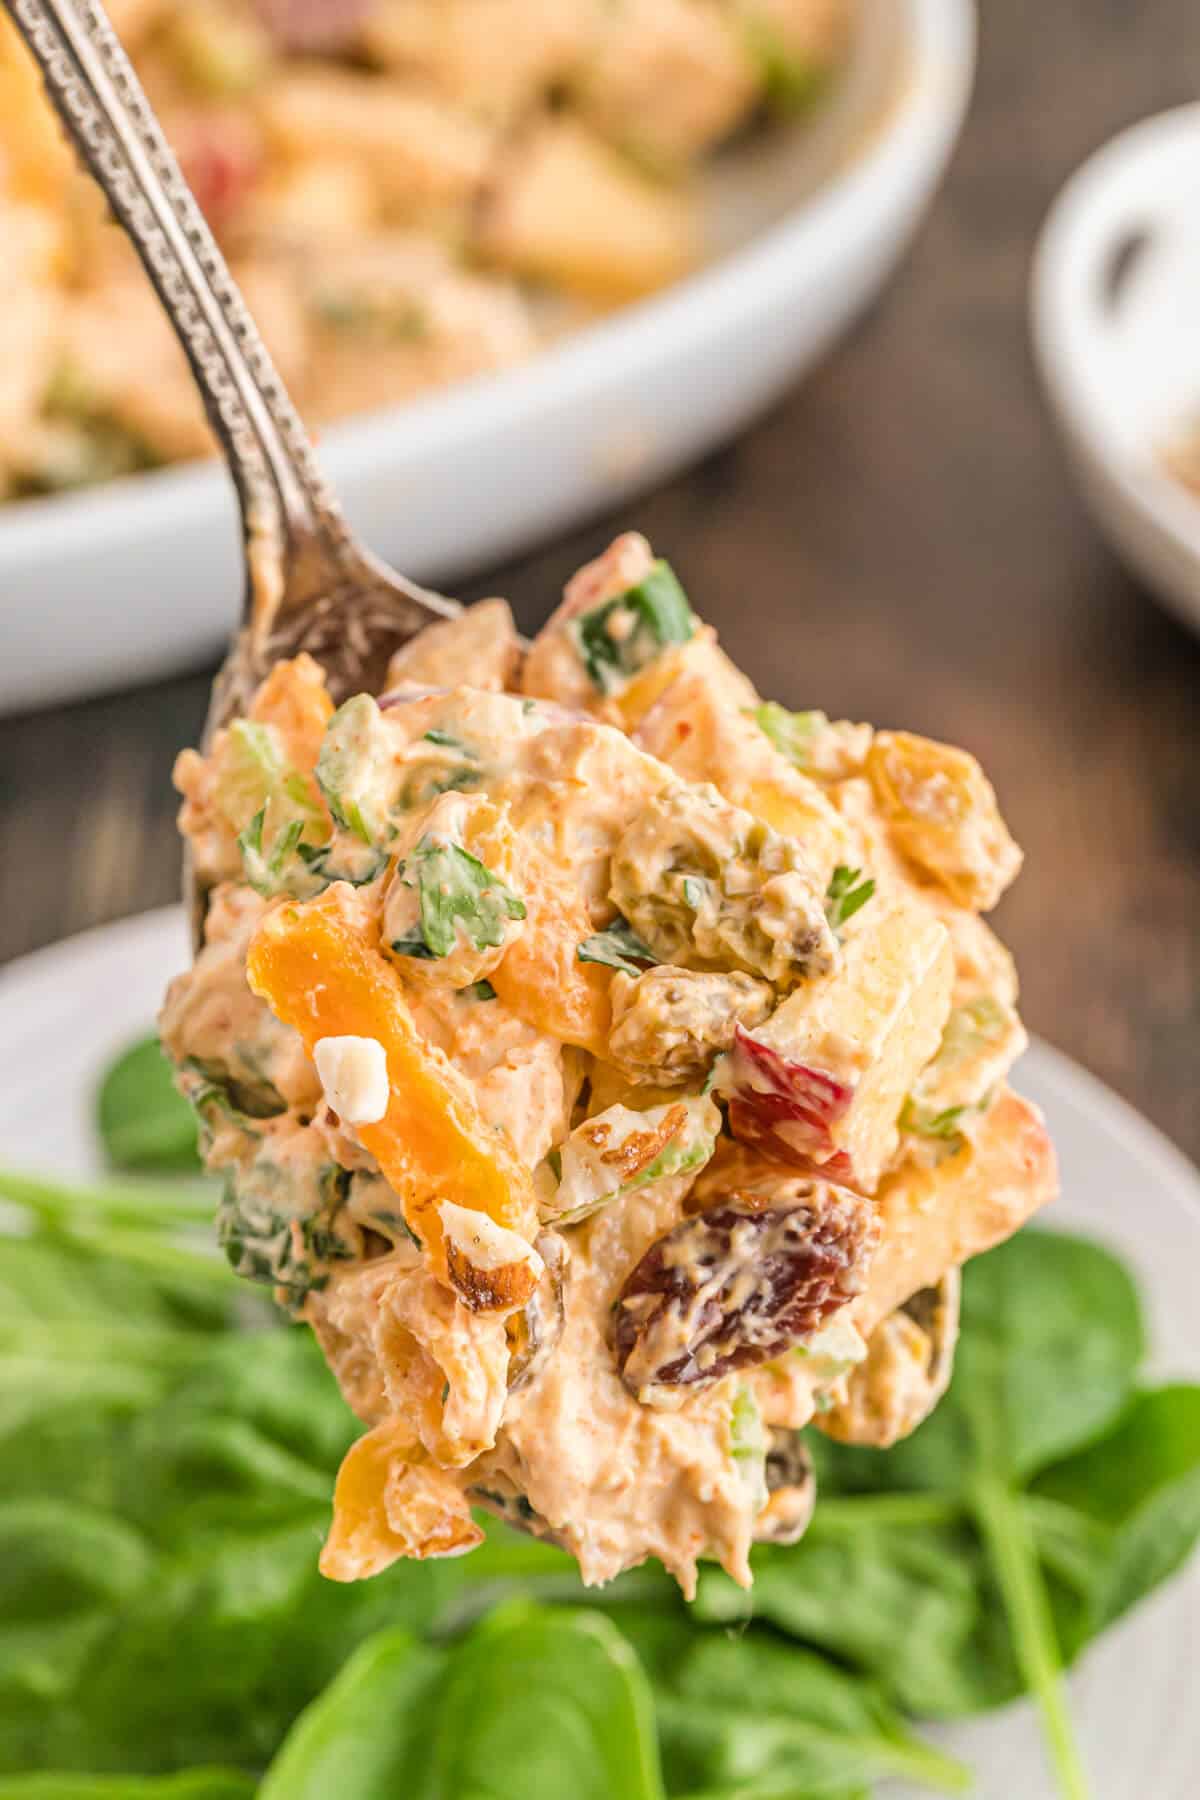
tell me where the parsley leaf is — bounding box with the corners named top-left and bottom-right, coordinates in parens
top-left (753, 701), bottom-right (829, 769)
top-left (577, 919), bottom-right (661, 976)
top-left (394, 839), bottom-right (526, 960)
top-left (825, 864), bottom-right (876, 932)
top-left (570, 560), bottom-right (696, 694)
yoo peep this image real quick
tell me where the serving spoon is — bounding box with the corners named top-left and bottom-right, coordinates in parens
top-left (7, 0), bottom-right (462, 723)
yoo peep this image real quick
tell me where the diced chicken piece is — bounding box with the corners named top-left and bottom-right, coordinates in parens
top-left (106, 0), bottom-right (174, 43)
top-left (386, 598), bottom-right (521, 694)
top-left (611, 781), bottom-right (837, 987)
top-left (159, 882), bottom-right (320, 1114)
top-left (503, 714), bottom-right (671, 916)
top-left (637, 655), bottom-right (851, 887)
top-left (866, 730), bottom-right (1023, 912)
top-left (364, 0), bottom-right (591, 124)
top-left (0, 19), bottom-right (77, 212)
top-left (245, 154), bottom-right (379, 247)
top-left (855, 1086), bottom-right (1058, 1336)
top-left (718, 895), bottom-right (954, 1192)
top-left (478, 116), bottom-right (697, 301)
top-left (608, 965), bottom-right (773, 1085)
top-left (478, 1170), bottom-right (760, 1595)
top-left (405, 980), bottom-right (572, 1171)
top-left (577, 0), bottom-right (757, 166)
top-left (0, 207), bottom-right (64, 488)
top-left (300, 232), bottom-right (534, 421)
top-left (53, 256), bottom-right (307, 464)
top-left (261, 71), bottom-right (494, 220)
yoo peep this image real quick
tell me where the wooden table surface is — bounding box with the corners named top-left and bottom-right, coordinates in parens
top-left (2, 1), bottom-right (1198, 1162)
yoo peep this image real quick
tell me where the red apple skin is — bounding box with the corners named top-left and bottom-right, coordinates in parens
top-left (723, 1026), bottom-right (857, 1182)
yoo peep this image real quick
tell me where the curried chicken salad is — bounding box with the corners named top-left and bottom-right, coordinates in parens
top-left (162, 532), bottom-right (1056, 1598)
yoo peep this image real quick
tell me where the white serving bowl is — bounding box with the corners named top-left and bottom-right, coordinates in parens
top-left (1031, 103), bottom-right (1200, 640)
top-left (1, 0), bottom-right (975, 715)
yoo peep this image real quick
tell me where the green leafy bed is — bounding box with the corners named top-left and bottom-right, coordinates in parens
top-left (0, 1041), bottom-right (1197, 1800)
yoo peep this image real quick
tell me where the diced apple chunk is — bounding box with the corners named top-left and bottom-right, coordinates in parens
top-left (385, 598), bottom-right (520, 694)
top-left (717, 897), bottom-right (954, 1193)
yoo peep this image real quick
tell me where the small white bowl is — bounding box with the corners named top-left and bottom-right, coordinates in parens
top-left (1031, 103), bottom-right (1200, 639)
top-left (1, 0), bottom-right (975, 715)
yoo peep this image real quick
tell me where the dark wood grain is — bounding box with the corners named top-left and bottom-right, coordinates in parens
top-left (2, 0), bottom-right (1198, 1161)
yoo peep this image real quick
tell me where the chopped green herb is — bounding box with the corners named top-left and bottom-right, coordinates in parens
top-left (423, 728), bottom-right (472, 752)
top-left (313, 290), bottom-right (428, 343)
top-left (900, 1099), bottom-right (972, 1147)
top-left (825, 864), bottom-right (876, 932)
top-left (316, 695), bottom-right (395, 847)
top-left (577, 919), bottom-right (662, 976)
top-left (395, 839), bottom-right (525, 960)
top-left (753, 700), bottom-right (829, 769)
top-left (745, 16), bottom-right (829, 115)
top-left (570, 560), bottom-right (696, 694)
top-left (461, 979), bottom-right (498, 1001)
top-left (681, 875), bottom-right (707, 911)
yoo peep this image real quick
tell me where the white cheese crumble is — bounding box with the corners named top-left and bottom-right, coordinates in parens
top-left (313, 1035), bottom-right (390, 1125)
top-left (438, 1201), bottom-right (544, 1279)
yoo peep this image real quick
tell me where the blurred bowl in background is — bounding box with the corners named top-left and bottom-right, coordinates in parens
top-left (1032, 103), bottom-right (1200, 641)
top-left (1, 0), bottom-right (974, 716)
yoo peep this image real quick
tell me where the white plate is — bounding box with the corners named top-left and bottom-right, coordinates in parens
top-left (1031, 104), bottom-right (1200, 639)
top-left (0, 0), bottom-right (975, 716)
top-left (3, 903), bottom-right (1197, 1797)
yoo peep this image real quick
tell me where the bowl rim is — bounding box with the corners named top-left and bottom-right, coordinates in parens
top-left (0, 0), bottom-right (976, 562)
top-left (1030, 101), bottom-right (1200, 626)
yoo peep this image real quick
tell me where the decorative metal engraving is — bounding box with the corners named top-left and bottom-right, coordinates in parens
top-left (6, 0), bottom-right (457, 705)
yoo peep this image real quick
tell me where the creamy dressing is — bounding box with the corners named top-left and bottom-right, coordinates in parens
top-left (163, 536), bottom-right (1052, 1594)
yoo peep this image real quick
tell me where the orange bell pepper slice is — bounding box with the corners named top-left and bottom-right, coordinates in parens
top-left (247, 886), bottom-right (538, 1279)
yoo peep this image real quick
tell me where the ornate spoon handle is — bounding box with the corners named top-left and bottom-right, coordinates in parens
top-left (7, 0), bottom-right (377, 628)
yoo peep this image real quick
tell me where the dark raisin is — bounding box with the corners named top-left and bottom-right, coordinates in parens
top-left (756, 1430), bottom-right (816, 1546)
top-left (614, 1183), bottom-right (878, 1402)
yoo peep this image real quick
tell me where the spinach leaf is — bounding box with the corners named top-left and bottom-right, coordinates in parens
top-left (259, 1629), bottom-right (444, 1798)
top-left (693, 1515), bottom-right (1022, 1720)
top-left (96, 1038), bottom-right (200, 1174)
top-left (577, 919), bottom-right (661, 975)
top-left (1033, 1384), bottom-right (1200, 1641)
top-left (396, 839), bottom-right (525, 959)
top-left (653, 1631), bottom-right (968, 1796)
top-left (0, 1775), bottom-right (256, 1798)
top-left (263, 1605), bottom-right (665, 1800)
top-left (571, 561), bottom-right (696, 694)
top-left (430, 1604), bottom-right (664, 1800)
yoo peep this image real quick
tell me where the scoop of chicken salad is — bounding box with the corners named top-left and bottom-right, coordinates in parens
top-left (162, 533), bottom-right (1056, 1597)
